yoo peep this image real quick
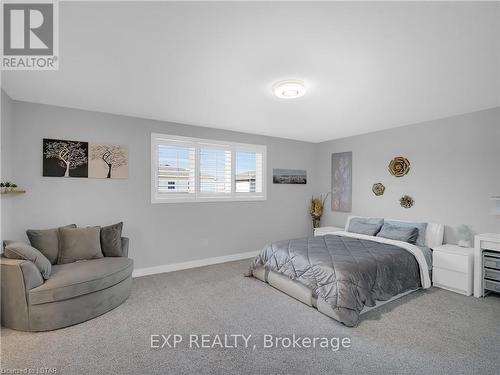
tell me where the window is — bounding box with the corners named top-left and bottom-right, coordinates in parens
top-left (157, 143), bottom-right (195, 194)
top-left (152, 134), bottom-right (266, 203)
top-left (199, 148), bottom-right (231, 194)
top-left (235, 151), bottom-right (263, 193)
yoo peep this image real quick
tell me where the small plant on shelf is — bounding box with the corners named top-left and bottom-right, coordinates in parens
top-left (0, 182), bottom-right (23, 194)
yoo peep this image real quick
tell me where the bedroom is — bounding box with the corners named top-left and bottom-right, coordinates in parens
top-left (0, 1), bottom-right (499, 374)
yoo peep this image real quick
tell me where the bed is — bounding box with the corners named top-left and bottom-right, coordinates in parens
top-left (247, 216), bottom-right (444, 326)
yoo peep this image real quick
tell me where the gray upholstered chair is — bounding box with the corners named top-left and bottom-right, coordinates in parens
top-left (0, 238), bottom-right (133, 331)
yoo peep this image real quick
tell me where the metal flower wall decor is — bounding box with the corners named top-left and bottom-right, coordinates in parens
top-left (372, 183), bottom-right (385, 196)
top-left (389, 157), bottom-right (410, 177)
top-left (400, 195), bottom-right (414, 208)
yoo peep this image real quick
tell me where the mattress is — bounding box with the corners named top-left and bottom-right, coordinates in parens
top-left (248, 231), bottom-right (431, 326)
top-left (253, 266), bottom-right (419, 322)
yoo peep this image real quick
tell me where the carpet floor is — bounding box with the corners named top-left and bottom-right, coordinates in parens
top-left (1, 259), bottom-right (499, 375)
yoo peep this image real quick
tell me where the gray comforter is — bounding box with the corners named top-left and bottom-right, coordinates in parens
top-left (248, 234), bottom-right (422, 326)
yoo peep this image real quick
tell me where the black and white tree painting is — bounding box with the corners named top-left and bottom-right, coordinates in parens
top-left (43, 139), bottom-right (89, 177)
top-left (89, 144), bottom-right (128, 179)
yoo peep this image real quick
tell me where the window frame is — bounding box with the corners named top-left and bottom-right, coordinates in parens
top-left (152, 134), bottom-right (196, 199)
top-left (151, 133), bottom-right (267, 204)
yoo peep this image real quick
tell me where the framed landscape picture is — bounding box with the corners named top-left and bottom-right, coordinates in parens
top-left (273, 169), bottom-right (307, 184)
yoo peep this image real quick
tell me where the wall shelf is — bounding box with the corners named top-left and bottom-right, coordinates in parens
top-left (0, 190), bottom-right (26, 196)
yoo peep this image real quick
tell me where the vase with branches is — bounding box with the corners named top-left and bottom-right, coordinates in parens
top-left (309, 193), bottom-right (329, 229)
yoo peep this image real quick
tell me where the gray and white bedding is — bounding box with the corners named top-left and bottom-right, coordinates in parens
top-left (248, 231), bottom-right (432, 327)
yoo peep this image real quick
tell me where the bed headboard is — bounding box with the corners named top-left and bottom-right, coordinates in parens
top-left (345, 216), bottom-right (444, 248)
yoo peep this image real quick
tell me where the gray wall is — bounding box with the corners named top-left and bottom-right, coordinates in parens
top-left (1, 91), bottom-right (16, 241)
top-left (1, 91), bottom-right (15, 182)
top-left (316, 107), bottom-right (500, 243)
top-left (2, 92), bottom-right (499, 270)
top-left (0, 96), bottom-right (317, 269)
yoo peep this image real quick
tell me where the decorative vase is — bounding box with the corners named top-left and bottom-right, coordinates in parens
top-left (312, 217), bottom-right (321, 229)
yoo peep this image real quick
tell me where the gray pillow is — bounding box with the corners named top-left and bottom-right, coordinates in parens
top-left (348, 217), bottom-right (384, 236)
top-left (4, 241), bottom-right (52, 279)
top-left (100, 222), bottom-right (123, 257)
top-left (58, 226), bottom-right (103, 264)
top-left (27, 224), bottom-right (77, 264)
top-left (384, 220), bottom-right (428, 246)
top-left (377, 223), bottom-right (419, 244)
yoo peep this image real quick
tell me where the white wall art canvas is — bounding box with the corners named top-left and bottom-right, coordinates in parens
top-left (331, 151), bottom-right (352, 212)
top-left (88, 143), bottom-right (128, 179)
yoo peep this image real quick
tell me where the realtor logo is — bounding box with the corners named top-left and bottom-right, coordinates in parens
top-left (1, 1), bottom-right (59, 70)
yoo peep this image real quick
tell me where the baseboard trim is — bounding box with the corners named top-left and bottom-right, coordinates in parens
top-left (132, 250), bottom-right (260, 278)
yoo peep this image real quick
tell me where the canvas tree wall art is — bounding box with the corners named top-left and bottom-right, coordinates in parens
top-left (331, 151), bottom-right (352, 212)
top-left (89, 144), bottom-right (128, 179)
top-left (43, 139), bottom-right (89, 177)
top-left (43, 139), bottom-right (128, 179)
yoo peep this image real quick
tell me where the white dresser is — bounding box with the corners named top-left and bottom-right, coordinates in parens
top-left (432, 244), bottom-right (474, 296)
top-left (314, 226), bottom-right (343, 236)
top-left (474, 233), bottom-right (500, 297)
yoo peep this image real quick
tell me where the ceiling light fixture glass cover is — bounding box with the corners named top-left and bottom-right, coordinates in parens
top-left (273, 80), bottom-right (306, 99)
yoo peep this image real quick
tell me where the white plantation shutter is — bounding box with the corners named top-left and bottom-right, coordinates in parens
top-left (199, 147), bottom-right (232, 194)
top-left (255, 152), bottom-right (263, 193)
top-left (157, 142), bottom-right (195, 194)
top-left (151, 134), bottom-right (266, 203)
top-left (235, 151), bottom-right (263, 193)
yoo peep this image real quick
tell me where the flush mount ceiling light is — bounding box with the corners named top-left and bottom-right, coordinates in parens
top-left (273, 80), bottom-right (306, 99)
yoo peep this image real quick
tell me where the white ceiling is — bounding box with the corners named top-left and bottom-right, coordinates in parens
top-left (2, 1), bottom-right (499, 142)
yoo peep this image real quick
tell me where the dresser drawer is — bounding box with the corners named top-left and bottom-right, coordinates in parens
top-left (484, 267), bottom-right (500, 282)
top-left (484, 256), bottom-right (500, 271)
top-left (484, 279), bottom-right (500, 293)
top-left (433, 251), bottom-right (469, 273)
top-left (482, 241), bottom-right (500, 252)
top-left (433, 267), bottom-right (471, 295)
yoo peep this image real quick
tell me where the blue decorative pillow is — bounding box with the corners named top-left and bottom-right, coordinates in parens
top-left (376, 223), bottom-right (419, 244)
top-left (384, 220), bottom-right (427, 246)
top-left (347, 217), bottom-right (384, 236)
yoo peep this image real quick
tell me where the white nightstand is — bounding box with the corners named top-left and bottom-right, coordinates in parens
top-left (314, 226), bottom-right (343, 236)
top-left (432, 244), bottom-right (474, 296)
